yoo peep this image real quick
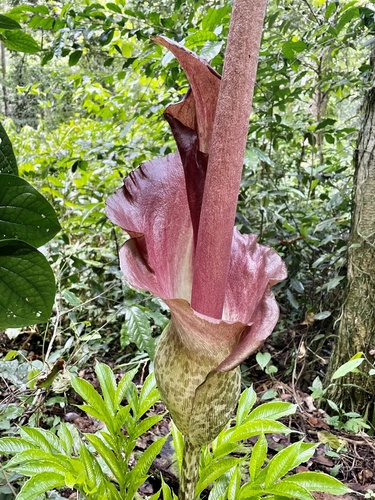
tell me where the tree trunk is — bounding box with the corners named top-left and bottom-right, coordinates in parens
top-left (326, 46), bottom-right (375, 420)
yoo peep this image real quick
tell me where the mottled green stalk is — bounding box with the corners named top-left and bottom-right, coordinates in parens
top-left (179, 437), bottom-right (200, 500)
top-left (154, 310), bottom-right (241, 446)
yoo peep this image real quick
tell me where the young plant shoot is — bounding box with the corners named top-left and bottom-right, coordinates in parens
top-left (106, 0), bottom-right (286, 497)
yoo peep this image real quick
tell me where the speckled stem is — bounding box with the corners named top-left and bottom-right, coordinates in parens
top-left (179, 437), bottom-right (200, 500)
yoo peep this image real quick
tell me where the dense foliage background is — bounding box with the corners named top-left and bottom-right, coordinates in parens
top-left (1, 0), bottom-right (375, 497)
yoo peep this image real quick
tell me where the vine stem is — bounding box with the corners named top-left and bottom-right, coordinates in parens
top-left (179, 437), bottom-right (201, 500)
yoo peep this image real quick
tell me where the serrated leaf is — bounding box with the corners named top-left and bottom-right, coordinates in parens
top-left (20, 426), bottom-right (64, 454)
top-left (16, 472), bottom-right (66, 500)
top-left (79, 444), bottom-right (104, 492)
top-left (331, 358), bottom-right (364, 379)
top-left (0, 438), bottom-right (34, 454)
top-left (279, 471), bottom-right (350, 495)
top-left (138, 372), bottom-right (159, 418)
top-left (211, 441), bottom-right (239, 460)
top-left (115, 367), bottom-right (138, 406)
top-left (227, 465), bottom-right (241, 500)
top-left (1, 29), bottom-right (40, 53)
top-left (236, 386), bottom-right (257, 425)
top-left (95, 362), bottom-right (117, 415)
top-left (249, 434), bottom-right (267, 481)
top-left (0, 122), bottom-right (18, 175)
top-left (264, 442), bottom-right (317, 487)
top-left (134, 414), bottom-right (163, 440)
top-left (126, 436), bottom-right (167, 499)
top-left (196, 457), bottom-right (242, 495)
top-left (247, 402), bottom-right (297, 422)
top-left (70, 376), bottom-right (112, 425)
top-left (0, 174), bottom-right (60, 246)
top-left (229, 419), bottom-right (291, 442)
top-left (85, 434), bottom-right (122, 482)
top-left (267, 481), bottom-right (314, 500)
top-left (57, 423), bottom-right (74, 455)
top-left (0, 14), bottom-right (21, 30)
top-left (0, 240), bottom-right (55, 328)
top-left (121, 306), bottom-right (155, 357)
top-left (114, 405), bottom-right (130, 434)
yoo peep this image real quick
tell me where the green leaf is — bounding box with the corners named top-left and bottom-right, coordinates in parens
top-left (331, 358), bottom-right (364, 380)
top-left (171, 421), bottom-right (184, 475)
top-left (184, 30), bottom-right (217, 49)
top-left (126, 436), bottom-right (167, 500)
top-left (249, 434), bottom-right (267, 481)
top-left (247, 402), bottom-right (297, 422)
top-left (313, 311), bottom-right (331, 320)
top-left (0, 174), bottom-right (60, 247)
top-left (0, 438), bottom-right (34, 454)
top-left (58, 423), bottom-right (74, 456)
top-left (201, 6), bottom-right (230, 31)
top-left (69, 50), bottom-right (83, 66)
top-left (200, 40), bottom-right (223, 61)
top-left (95, 362), bottom-right (117, 415)
top-left (70, 376), bottom-right (112, 425)
top-left (263, 442), bottom-right (317, 487)
top-left (134, 414), bottom-right (163, 440)
top-left (0, 122), bottom-right (18, 175)
top-left (79, 444), bottom-right (101, 492)
top-left (114, 405), bottom-right (130, 434)
top-left (279, 472), bottom-right (350, 495)
top-left (16, 472), bottom-right (66, 500)
top-left (121, 306), bottom-right (154, 357)
top-left (211, 441), bottom-right (239, 460)
top-left (0, 240), bottom-right (55, 328)
top-left (115, 367), bottom-right (138, 406)
top-left (1, 30), bottom-right (40, 53)
top-left (138, 372), bottom-right (159, 418)
top-left (196, 457), bottom-right (242, 495)
top-left (236, 386), bottom-right (257, 425)
top-left (227, 465), bottom-right (241, 500)
top-left (85, 434), bottom-right (122, 482)
top-left (0, 14), bottom-right (21, 30)
top-left (229, 419), bottom-right (291, 442)
top-left (19, 427), bottom-right (63, 453)
top-left (256, 352), bottom-right (271, 370)
top-left (267, 481), bottom-right (314, 500)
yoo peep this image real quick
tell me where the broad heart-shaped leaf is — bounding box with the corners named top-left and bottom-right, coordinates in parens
top-left (0, 14), bottom-right (21, 30)
top-left (0, 240), bottom-right (55, 328)
top-left (0, 174), bottom-right (60, 247)
top-left (0, 122), bottom-right (18, 175)
top-left (1, 30), bottom-right (40, 54)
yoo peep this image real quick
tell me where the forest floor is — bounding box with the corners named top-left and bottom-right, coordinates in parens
top-left (0, 324), bottom-right (374, 499)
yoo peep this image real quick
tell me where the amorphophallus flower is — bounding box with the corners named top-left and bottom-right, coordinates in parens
top-left (106, 0), bottom-right (286, 497)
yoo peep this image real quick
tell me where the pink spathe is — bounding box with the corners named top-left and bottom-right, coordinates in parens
top-left (106, 34), bottom-right (287, 373)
